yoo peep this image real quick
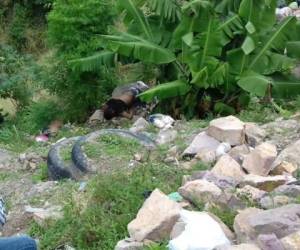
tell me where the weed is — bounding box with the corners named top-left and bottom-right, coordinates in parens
top-left (208, 206), bottom-right (237, 231)
top-left (32, 162), bottom-right (48, 183)
top-left (29, 161), bottom-right (194, 249)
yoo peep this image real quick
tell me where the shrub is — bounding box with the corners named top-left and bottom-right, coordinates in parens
top-left (45, 0), bottom-right (118, 121)
top-left (0, 44), bottom-right (39, 108)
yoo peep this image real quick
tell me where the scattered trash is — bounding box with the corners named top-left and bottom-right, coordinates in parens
top-left (78, 182), bottom-right (87, 192)
top-left (168, 210), bottom-right (230, 250)
top-left (35, 134), bottom-right (49, 143)
top-left (168, 192), bottom-right (183, 202)
top-left (149, 114), bottom-right (175, 130)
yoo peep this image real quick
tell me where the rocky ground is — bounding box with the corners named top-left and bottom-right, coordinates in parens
top-left (1, 111), bottom-right (300, 249)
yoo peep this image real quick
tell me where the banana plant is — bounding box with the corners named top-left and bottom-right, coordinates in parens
top-left (70, 0), bottom-right (300, 116)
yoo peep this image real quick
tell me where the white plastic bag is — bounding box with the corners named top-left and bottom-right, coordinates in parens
top-left (168, 210), bottom-right (230, 250)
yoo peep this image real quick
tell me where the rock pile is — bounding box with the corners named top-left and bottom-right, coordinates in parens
top-left (116, 115), bottom-right (300, 249)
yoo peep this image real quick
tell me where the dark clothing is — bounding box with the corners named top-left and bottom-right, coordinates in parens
top-left (106, 99), bottom-right (129, 116)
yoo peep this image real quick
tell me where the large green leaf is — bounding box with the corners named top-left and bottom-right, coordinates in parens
top-left (239, 0), bottom-right (277, 32)
top-left (138, 80), bottom-right (191, 102)
top-left (237, 71), bottom-right (271, 96)
top-left (272, 80), bottom-right (300, 98)
top-left (252, 53), bottom-right (296, 75)
top-left (101, 33), bottom-right (176, 64)
top-left (119, 0), bottom-right (153, 40)
top-left (218, 14), bottom-right (244, 45)
top-left (249, 16), bottom-right (297, 69)
top-left (286, 41), bottom-right (300, 60)
top-left (146, 0), bottom-right (181, 22)
top-left (68, 51), bottom-right (115, 72)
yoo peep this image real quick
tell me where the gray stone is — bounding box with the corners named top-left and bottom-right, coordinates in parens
top-left (25, 205), bottom-right (63, 227)
top-left (88, 109), bottom-right (104, 124)
top-left (272, 184), bottom-right (300, 197)
top-left (281, 231), bottom-right (300, 250)
top-left (207, 116), bottom-right (245, 146)
top-left (257, 234), bottom-right (285, 250)
top-left (115, 238), bottom-right (144, 250)
top-left (234, 205), bottom-right (300, 243)
top-left (229, 145), bottom-right (250, 164)
top-left (245, 123), bottom-right (266, 147)
top-left (186, 171), bottom-right (239, 190)
top-left (240, 174), bottom-right (289, 192)
top-left (270, 161), bottom-right (298, 176)
top-left (243, 143), bottom-right (277, 176)
top-left (212, 154), bottom-right (245, 182)
top-left (155, 129), bottom-right (177, 145)
top-left (262, 119), bottom-right (300, 151)
top-left (195, 148), bottom-right (217, 164)
top-left (271, 139), bottom-right (300, 173)
top-left (236, 185), bottom-right (267, 204)
top-left (183, 131), bottom-right (220, 157)
top-left (129, 118), bottom-right (150, 133)
top-left (179, 179), bottom-right (223, 205)
top-left (260, 195), bottom-right (295, 210)
top-left (234, 207), bottom-right (263, 243)
top-left (127, 189), bottom-right (181, 242)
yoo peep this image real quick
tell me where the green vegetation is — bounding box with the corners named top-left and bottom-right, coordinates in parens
top-left (0, 1), bottom-right (300, 249)
top-left (29, 161), bottom-right (193, 250)
top-left (73, 0), bottom-right (300, 117)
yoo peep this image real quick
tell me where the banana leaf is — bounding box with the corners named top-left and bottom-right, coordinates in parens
top-left (101, 33), bottom-right (176, 64)
top-left (138, 80), bottom-right (191, 102)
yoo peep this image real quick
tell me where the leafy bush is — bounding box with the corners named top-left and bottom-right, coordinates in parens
top-left (0, 44), bottom-right (40, 108)
top-left (19, 99), bottom-right (62, 134)
top-left (45, 0), bottom-right (118, 121)
top-left (75, 0), bottom-right (300, 118)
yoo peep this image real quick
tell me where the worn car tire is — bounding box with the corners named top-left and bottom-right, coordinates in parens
top-left (47, 137), bottom-right (83, 180)
top-left (71, 129), bottom-right (156, 173)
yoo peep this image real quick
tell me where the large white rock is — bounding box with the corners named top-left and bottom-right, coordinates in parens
top-left (211, 154), bottom-right (246, 182)
top-left (207, 116), bottom-right (245, 146)
top-left (240, 174), bottom-right (289, 192)
top-left (178, 179), bottom-right (223, 205)
top-left (243, 143), bottom-right (277, 176)
top-left (182, 132), bottom-right (220, 156)
top-left (168, 210), bottom-right (230, 250)
top-left (281, 231), bottom-right (300, 250)
top-left (127, 189), bottom-right (181, 242)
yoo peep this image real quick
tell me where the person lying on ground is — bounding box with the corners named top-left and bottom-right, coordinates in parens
top-left (103, 81), bottom-right (149, 120)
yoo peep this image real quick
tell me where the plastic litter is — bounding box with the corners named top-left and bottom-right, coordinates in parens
top-left (35, 134), bottom-right (49, 142)
top-left (168, 210), bottom-right (230, 250)
top-left (78, 182), bottom-right (87, 192)
top-left (149, 114), bottom-right (175, 130)
top-left (168, 192), bottom-right (183, 202)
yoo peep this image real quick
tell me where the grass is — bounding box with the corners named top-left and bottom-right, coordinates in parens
top-left (208, 206), bottom-right (237, 231)
top-left (84, 134), bottom-right (145, 161)
top-left (29, 161), bottom-right (196, 250)
top-left (32, 162), bottom-right (48, 183)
